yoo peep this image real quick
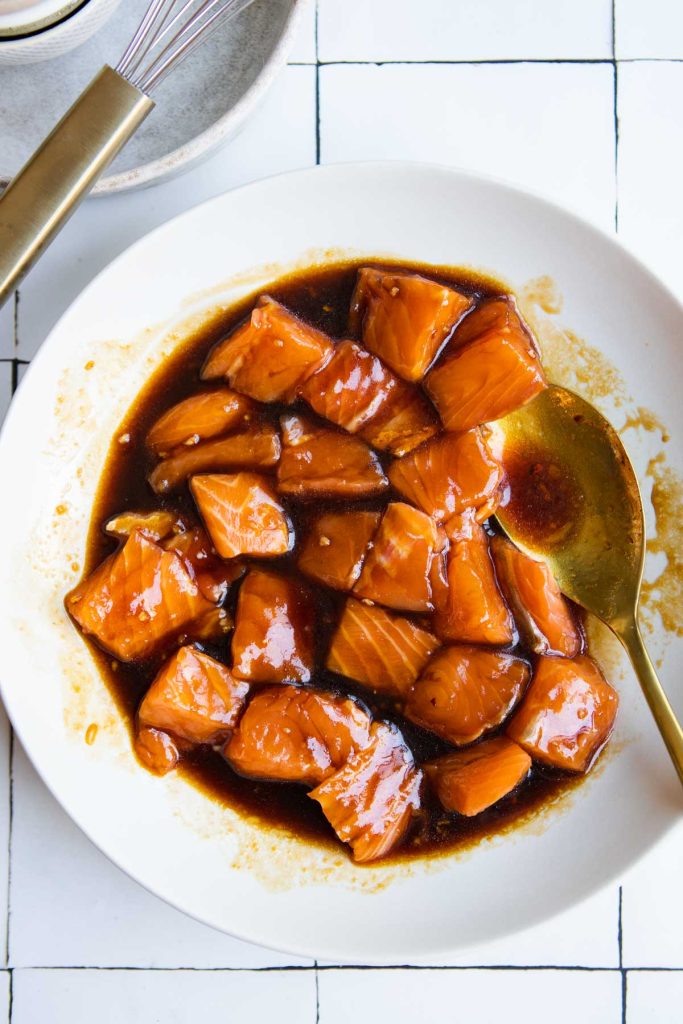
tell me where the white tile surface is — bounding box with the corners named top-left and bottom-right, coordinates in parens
top-left (320, 63), bottom-right (616, 230)
top-left (617, 61), bottom-right (683, 299)
top-left (288, 0), bottom-right (317, 62)
top-left (16, 63), bottom-right (316, 361)
top-left (9, 743), bottom-right (313, 969)
top-left (418, 887), bottom-right (619, 968)
top-left (626, 971), bottom-right (683, 1023)
top-left (12, 968), bottom-right (317, 1024)
top-left (318, 0), bottom-right (613, 62)
top-left (616, 0), bottom-right (683, 59)
top-left (622, 826), bottom-right (683, 967)
top-left (318, 968), bottom-right (622, 1024)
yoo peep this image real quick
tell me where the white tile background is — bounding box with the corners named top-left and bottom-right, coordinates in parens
top-left (1, 0), bottom-right (682, 1019)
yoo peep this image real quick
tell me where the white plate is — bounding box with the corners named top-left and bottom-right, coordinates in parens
top-left (0, 0), bottom-right (302, 191)
top-left (0, 162), bottom-right (681, 963)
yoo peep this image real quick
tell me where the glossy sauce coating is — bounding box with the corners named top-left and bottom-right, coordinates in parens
top-left (80, 259), bottom-right (590, 862)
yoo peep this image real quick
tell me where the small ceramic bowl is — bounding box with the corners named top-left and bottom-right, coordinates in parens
top-left (0, 0), bottom-right (119, 66)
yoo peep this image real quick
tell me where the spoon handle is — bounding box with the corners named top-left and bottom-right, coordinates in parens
top-left (616, 616), bottom-right (683, 786)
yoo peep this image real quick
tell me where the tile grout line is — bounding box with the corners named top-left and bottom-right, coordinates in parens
top-left (618, 886), bottom-right (628, 1023)
top-left (7, 969), bottom-right (11, 1024)
top-left (612, 0), bottom-right (620, 233)
top-left (314, 0), bottom-right (321, 165)
top-left (11, 964), bottom-right (672, 973)
top-left (314, 960), bottom-right (320, 1024)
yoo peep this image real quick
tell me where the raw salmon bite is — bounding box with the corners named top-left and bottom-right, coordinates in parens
top-left (349, 267), bottom-right (472, 381)
top-left (297, 511), bottom-right (381, 591)
top-left (425, 737), bottom-right (532, 817)
top-left (309, 722), bottom-right (423, 862)
top-left (431, 511), bottom-right (514, 645)
top-left (353, 502), bottom-right (440, 613)
top-left (326, 597), bottom-right (440, 698)
top-left (388, 428), bottom-right (504, 522)
top-left (138, 645), bottom-right (249, 747)
top-left (405, 646), bottom-right (530, 745)
top-left (277, 414), bottom-right (388, 499)
top-left (66, 529), bottom-right (227, 661)
top-left (191, 472), bottom-right (291, 559)
top-left (201, 295), bottom-right (334, 402)
top-left (231, 570), bottom-right (315, 683)
top-left (146, 388), bottom-right (254, 456)
top-left (425, 296), bottom-right (546, 432)
top-left (299, 339), bottom-right (399, 433)
top-left (491, 536), bottom-right (581, 657)
top-left (506, 655), bottom-right (618, 772)
top-left (225, 684), bottom-right (372, 785)
top-left (148, 426), bottom-right (281, 494)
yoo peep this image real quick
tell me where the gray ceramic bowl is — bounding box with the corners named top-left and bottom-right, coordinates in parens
top-left (0, 0), bottom-right (303, 193)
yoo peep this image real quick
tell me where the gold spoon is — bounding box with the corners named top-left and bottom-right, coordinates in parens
top-left (495, 384), bottom-right (683, 785)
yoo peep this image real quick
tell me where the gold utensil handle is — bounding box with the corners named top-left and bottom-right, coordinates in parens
top-left (617, 616), bottom-right (683, 786)
top-left (0, 66), bottom-right (153, 310)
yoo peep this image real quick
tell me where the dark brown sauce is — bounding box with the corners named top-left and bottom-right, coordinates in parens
top-left (82, 258), bottom-right (586, 864)
top-left (500, 442), bottom-right (584, 549)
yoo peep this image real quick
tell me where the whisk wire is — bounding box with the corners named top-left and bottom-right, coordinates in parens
top-left (116, 0), bottom-right (257, 95)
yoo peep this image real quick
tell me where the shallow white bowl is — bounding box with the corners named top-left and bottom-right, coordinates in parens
top-left (0, 162), bottom-right (681, 963)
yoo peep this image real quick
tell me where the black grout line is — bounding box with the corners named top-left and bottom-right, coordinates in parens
top-left (314, 960), bottom-right (320, 1024)
top-left (612, 0), bottom-right (617, 62)
top-left (618, 887), bottom-right (627, 1023)
top-left (314, 0), bottom-right (321, 165)
top-left (316, 58), bottom-right (616, 66)
top-left (3, 730), bottom-right (12, 971)
top-left (10, 964), bottom-right (677, 973)
top-left (613, 61), bottom-right (620, 232)
top-left (11, 293), bottom-right (19, 355)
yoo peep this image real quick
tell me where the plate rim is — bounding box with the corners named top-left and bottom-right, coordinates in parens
top-left (1, 160), bottom-right (682, 962)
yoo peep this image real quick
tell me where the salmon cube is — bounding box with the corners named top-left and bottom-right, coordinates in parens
top-left (191, 473), bottom-right (291, 560)
top-left (299, 339), bottom-right (398, 434)
top-left (104, 509), bottom-right (179, 542)
top-left (277, 414), bottom-right (388, 499)
top-left (388, 428), bottom-right (504, 522)
top-left (309, 722), bottom-right (422, 862)
top-left (134, 726), bottom-right (181, 776)
top-left (146, 388), bottom-right (254, 456)
top-left (138, 645), bottom-right (249, 746)
top-left (506, 655), bottom-right (618, 772)
top-left (65, 530), bottom-right (222, 662)
top-left (327, 597), bottom-right (440, 699)
top-left (431, 511), bottom-right (514, 645)
top-left (297, 511), bottom-right (381, 591)
top-left (425, 737), bottom-right (532, 816)
top-left (164, 525), bottom-right (245, 603)
top-left (225, 684), bottom-right (372, 785)
top-left (359, 384), bottom-right (440, 456)
top-left (491, 536), bottom-right (581, 657)
top-left (425, 297), bottom-right (546, 432)
top-left (148, 426), bottom-right (281, 494)
top-left (231, 570), bottom-right (315, 683)
top-left (350, 267), bottom-right (472, 381)
top-left (201, 296), bottom-right (333, 402)
top-left (354, 502), bottom-right (440, 613)
top-left (405, 646), bottom-right (530, 745)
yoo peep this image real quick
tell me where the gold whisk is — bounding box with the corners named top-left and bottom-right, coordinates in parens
top-left (0, 0), bottom-right (258, 309)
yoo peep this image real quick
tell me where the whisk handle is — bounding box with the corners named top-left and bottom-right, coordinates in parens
top-left (0, 66), bottom-right (153, 310)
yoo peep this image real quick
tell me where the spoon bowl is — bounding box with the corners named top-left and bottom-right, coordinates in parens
top-left (496, 384), bottom-right (683, 784)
